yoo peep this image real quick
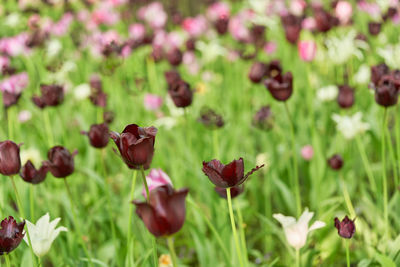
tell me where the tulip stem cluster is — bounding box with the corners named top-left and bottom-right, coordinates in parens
top-left (381, 108), bottom-right (389, 241)
top-left (167, 237), bottom-right (178, 267)
top-left (126, 171), bottom-right (138, 266)
top-left (226, 188), bottom-right (245, 267)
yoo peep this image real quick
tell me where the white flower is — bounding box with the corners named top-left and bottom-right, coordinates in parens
top-left (354, 65), bottom-right (371, 84)
top-left (46, 39), bottom-right (62, 59)
top-left (273, 208), bottom-right (325, 250)
top-left (73, 83), bottom-right (91, 100)
top-left (196, 40), bottom-right (226, 63)
top-left (24, 213), bottom-right (67, 257)
top-left (377, 40), bottom-right (400, 69)
top-left (5, 13), bottom-right (21, 28)
top-left (332, 112), bottom-right (370, 140)
top-left (316, 85), bottom-right (338, 102)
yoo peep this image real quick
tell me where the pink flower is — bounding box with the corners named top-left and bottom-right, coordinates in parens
top-left (167, 31), bottom-right (184, 48)
top-left (0, 33), bottom-right (30, 57)
top-left (393, 14), bottom-right (400, 25)
top-left (51, 13), bottom-right (74, 36)
top-left (182, 16), bottom-right (208, 38)
top-left (142, 168), bottom-right (173, 198)
top-left (121, 45), bottom-right (131, 58)
top-left (0, 56), bottom-right (10, 71)
top-left (289, 0), bottom-right (307, 16)
top-left (302, 17), bottom-right (316, 31)
top-left (183, 51), bottom-right (200, 75)
top-left (0, 72), bottom-right (29, 94)
top-left (18, 110), bottom-right (32, 123)
top-left (207, 2), bottom-right (230, 21)
top-left (357, 0), bottom-right (380, 17)
top-left (228, 10), bottom-right (254, 42)
top-left (335, 1), bottom-right (353, 25)
top-left (91, 5), bottom-right (119, 26)
top-left (301, 145), bottom-right (314, 160)
top-left (144, 94), bottom-right (163, 110)
top-left (264, 42), bottom-right (277, 55)
top-left (129, 23), bottom-right (146, 42)
top-left (298, 40), bottom-right (317, 62)
top-left (28, 14), bottom-right (41, 30)
top-left (137, 2), bottom-right (167, 29)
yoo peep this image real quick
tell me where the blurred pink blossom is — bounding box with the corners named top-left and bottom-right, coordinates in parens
top-left (357, 0), bottom-right (380, 17)
top-left (0, 33), bottom-right (30, 57)
top-left (289, 0), bottom-right (306, 16)
top-left (298, 40), bottom-right (317, 62)
top-left (51, 13), bottom-right (74, 36)
top-left (302, 17), bottom-right (316, 31)
top-left (0, 56), bottom-right (10, 71)
top-left (92, 4), bottom-right (119, 26)
top-left (0, 72), bottom-right (29, 94)
top-left (108, 0), bottom-right (127, 7)
top-left (129, 23), bottom-right (146, 42)
top-left (228, 10), bottom-right (254, 42)
top-left (121, 45), bottom-right (131, 58)
top-left (167, 31), bottom-right (184, 48)
top-left (393, 14), bottom-right (400, 24)
top-left (335, 1), bottom-right (353, 25)
top-left (226, 50), bottom-right (239, 62)
top-left (142, 168), bottom-right (173, 198)
top-left (137, 2), bottom-right (167, 29)
top-left (144, 94), bottom-right (163, 110)
top-left (183, 51), bottom-right (200, 75)
top-left (207, 2), bottom-right (230, 21)
top-left (28, 14), bottom-right (41, 30)
top-left (301, 145), bottom-right (314, 160)
top-left (18, 110), bottom-right (32, 123)
top-left (182, 16), bottom-right (208, 37)
top-left (264, 42), bottom-right (277, 55)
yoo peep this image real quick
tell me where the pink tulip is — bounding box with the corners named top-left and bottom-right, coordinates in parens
top-left (298, 41), bottom-right (317, 62)
top-left (51, 13), bottom-right (74, 36)
top-left (91, 5), bottom-right (119, 26)
top-left (264, 42), bottom-right (277, 55)
top-left (228, 10), bottom-right (254, 42)
top-left (289, 0), bottom-right (306, 16)
top-left (183, 51), bottom-right (200, 75)
top-left (302, 17), bottom-right (316, 31)
top-left (0, 33), bottom-right (30, 57)
top-left (0, 72), bottom-right (29, 94)
top-left (335, 1), bottom-right (353, 25)
top-left (182, 16), bottom-right (208, 38)
top-left (144, 94), bottom-right (163, 110)
top-left (129, 23), bottom-right (146, 42)
top-left (18, 110), bottom-right (32, 123)
top-left (357, 0), bottom-right (380, 17)
top-left (0, 56), bottom-right (10, 71)
top-left (301, 145), bottom-right (314, 160)
top-left (137, 2), bottom-right (167, 29)
top-left (207, 2), bottom-right (230, 21)
top-left (142, 169), bottom-right (173, 198)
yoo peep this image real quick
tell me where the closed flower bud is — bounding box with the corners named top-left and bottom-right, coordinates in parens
top-left (3, 91), bottom-right (21, 109)
top-left (198, 108), bottom-right (224, 129)
top-left (371, 63), bottom-right (389, 86)
top-left (248, 62), bottom-right (267, 84)
top-left (202, 158), bottom-right (264, 188)
top-left (281, 14), bottom-right (302, 44)
top-left (32, 84), bottom-right (64, 108)
top-left (44, 146), bottom-right (76, 178)
top-left (368, 22), bottom-right (381, 36)
top-left (168, 80), bottom-right (193, 108)
top-left (337, 85), bottom-right (355, 108)
top-left (164, 70), bottom-right (181, 87)
top-left (166, 48), bottom-right (183, 67)
top-left (82, 123), bottom-right (110, 148)
top-left (110, 124), bottom-right (157, 170)
top-left (327, 154), bottom-right (343, 170)
top-left (215, 185), bottom-right (244, 199)
top-left (133, 184), bottom-right (189, 237)
top-left (253, 106), bottom-right (274, 130)
top-left (374, 75), bottom-right (399, 107)
top-left (264, 72), bottom-right (293, 101)
top-left (334, 216), bottom-right (355, 239)
top-left (185, 38), bottom-right (196, 51)
top-left (0, 140), bottom-right (21, 176)
top-left (20, 160), bottom-right (48, 184)
top-left (0, 216), bottom-right (25, 255)
top-left (89, 76), bottom-right (107, 107)
top-left (215, 16), bottom-right (229, 35)
top-left (314, 7), bottom-right (338, 33)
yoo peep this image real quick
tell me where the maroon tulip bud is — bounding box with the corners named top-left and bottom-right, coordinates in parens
top-left (253, 106), bottom-right (274, 130)
top-left (337, 85), bottom-right (355, 109)
top-left (0, 141), bottom-right (21, 176)
top-left (215, 16), bottom-right (229, 35)
top-left (168, 80), bottom-right (193, 108)
top-left (90, 75), bottom-right (103, 91)
top-left (248, 62), bottom-right (268, 84)
top-left (327, 154), bottom-right (343, 170)
top-left (374, 75), bottom-right (399, 107)
top-left (32, 84), bottom-right (64, 108)
top-left (368, 22), bottom-right (381, 36)
top-left (102, 41), bottom-right (121, 57)
top-left (250, 25), bottom-right (266, 48)
top-left (215, 185), bottom-right (244, 199)
top-left (3, 91), bottom-right (21, 109)
top-left (164, 70), bottom-right (181, 87)
top-left (371, 63), bottom-right (390, 86)
top-left (198, 108), bottom-right (224, 129)
top-left (314, 7), bottom-right (338, 33)
top-left (334, 216), bottom-right (355, 239)
top-left (103, 111), bottom-right (115, 124)
top-left (281, 14), bottom-right (302, 44)
top-left (186, 38), bottom-right (196, 51)
top-left (383, 7), bottom-right (397, 21)
top-left (20, 160), bottom-right (48, 184)
top-left (44, 146), bottom-right (76, 178)
top-left (0, 216), bottom-right (25, 255)
top-left (82, 123), bottom-right (110, 148)
top-left (133, 184), bottom-right (189, 237)
top-left (110, 124), bottom-right (157, 170)
top-left (89, 77), bottom-right (107, 107)
top-left (202, 158), bottom-right (264, 188)
top-left (266, 60), bottom-right (282, 79)
top-left (151, 46), bottom-right (164, 62)
top-left (264, 72), bottom-right (293, 101)
top-left (166, 48), bottom-right (183, 67)
top-left (32, 96), bottom-right (46, 109)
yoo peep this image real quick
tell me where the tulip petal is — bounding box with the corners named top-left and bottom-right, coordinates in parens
top-left (309, 220), bottom-right (326, 232)
top-left (273, 214), bottom-right (296, 228)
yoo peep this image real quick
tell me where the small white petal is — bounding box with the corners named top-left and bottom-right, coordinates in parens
top-left (273, 214), bottom-right (296, 228)
top-left (309, 221), bottom-right (326, 232)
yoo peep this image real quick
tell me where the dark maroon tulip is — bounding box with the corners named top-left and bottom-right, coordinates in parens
top-left (44, 146), bottom-right (76, 178)
top-left (32, 96), bottom-right (46, 109)
top-left (391, 70), bottom-right (400, 90)
top-left (82, 123), bottom-right (110, 148)
top-left (374, 75), bottom-right (399, 107)
top-left (371, 63), bottom-right (389, 86)
top-left (103, 111), bottom-right (115, 124)
top-left (133, 184), bottom-right (189, 237)
top-left (186, 38), bottom-right (196, 51)
top-left (166, 48), bottom-right (183, 66)
top-left (248, 62), bottom-right (268, 84)
top-left (314, 7), bottom-right (338, 33)
top-left (164, 70), bottom-right (181, 87)
top-left (250, 25), bottom-right (266, 48)
top-left (368, 22), bottom-right (381, 36)
top-left (198, 108), bottom-right (224, 129)
top-left (337, 85), bottom-right (355, 109)
top-left (20, 160), bottom-right (48, 184)
top-left (202, 158), bottom-right (264, 188)
top-left (151, 46), bottom-right (164, 62)
top-left (102, 41), bottom-right (121, 57)
top-left (281, 14), bottom-right (302, 44)
top-left (110, 124), bottom-right (157, 170)
top-left (26, 30), bottom-right (48, 48)
top-left (215, 185), bottom-right (244, 199)
top-left (383, 7), bottom-right (397, 21)
top-left (32, 84), bottom-right (64, 108)
top-left (168, 80), bottom-right (193, 108)
top-left (0, 141), bottom-right (21, 176)
top-left (215, 16), bottom-right (229, 35)
top-left (327, 154), bottom-right (343, 170)
top-left (3, 91), bottom-right (21, 109)
top-left (253, 106), bottom-right (274, 130)
top-left (264, 72), bottom-right (293, 101)
top-left (0, 216), bottom-right (25, 255)
top-left (334, 216), bottom-right (355, 239)
top-left (266, 60), bottom-right (282, 79)
top-left (89, 75), bottom-right (107, 108)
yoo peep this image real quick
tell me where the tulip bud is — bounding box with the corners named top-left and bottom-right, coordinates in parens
top-left (44, 146), bottom-right (76, 178)
top-left (164, 70), bottom-right (181, 87)
top-left (252, 106), bottom-right (274, 130)
top-left (82, 123), bottom-right (110, 148)
top-left (264, 72), bottom-right (293, 101)
top-left (374, 75), bottom-right (399, 107)
top-left (168, 79), bottom-right (193, 108)
top-left (20, 160), bottom-right (48, 184)
top-left (368, 22), bottom-right (381, 36)
top-left (39, 84), bottom-right (64, 107)
top-left (215, 16), bottom-right (229, 35)
top-left (334, 216), bottom-right (355, 239)
top-left (314, 7), bottom-right (338, 33)
top-left (198, 108), bottom-right (224, 129)
top-left (298, 41), bottom-right (317, 62)
top-left (281, 14), bottom-right (302, 44)
top-left (248, 62), bottom-right (267, 83)
top-left (0, 216), bottom-right (25, 255)
top-left (166, 48), bottom-right (183, 66)
top-left (0, 140), bottom-right (21, 176)
top-left (337, 85), bottom-right (355, 109)
top-left (301, 145), bottom-right (314, 160)
top-left (327, 154), bottom-right (343, 170)
top-left (185, 38), bottom-right (196, 51)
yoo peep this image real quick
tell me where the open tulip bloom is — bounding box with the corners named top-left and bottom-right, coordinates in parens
top-left (0, 216), bottom-right (25, 255)
top-left (24, 213), bottom-right (67, 257)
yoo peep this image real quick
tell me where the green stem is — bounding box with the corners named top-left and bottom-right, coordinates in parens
top-left (296, 248), bottom-right (300, 267)
top-left (7, 108), bottom-right (13, 140)
top-left (38, 257), bottom-right (42, 267)
top-left (29, 186), bottom-right (35, 221)
top-left (212, 130), bottom-right (219, 159)
top-left (167, 237), bottom-right (178, 267)
top-left (63, 179), bottom-right (93, 267)
top-left (126, 171), bottom-right (138, 267)
top-left (346, 239), bottom-right (350, 267)
top-left (284, 102), bottom-right (302, 217)
top-left (236, 207), bottom-right (248, 267)
top-left (43, 109), bottom-right (54, 147)
top-left (355, 136), bottom-right (376, 193)
top-left (385, 127), bottom-right (399, 186)
top-left (4, 253), bottom-right (11, 267)
top-left (382, 108), bottom-right (389, 241)
top-left (140, 166), bottom-right (158, 266)
top-left (395, 105), bottom-right (400, 186)
top-left (10, 176), bottom-right (37, 267)
top-left (226, 188), bottom-right (244, 267)
top-left (339, 174), bottom-right (356, 219)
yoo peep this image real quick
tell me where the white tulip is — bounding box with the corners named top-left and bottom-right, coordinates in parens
top-left (332, 112), bottom-right (370, 140)
top-left (273, 208), bottom-right (325, 250)
top-left (24, 213), bottom-right (68, 257)
top-left (316, 85), bottom-right (338, 102)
